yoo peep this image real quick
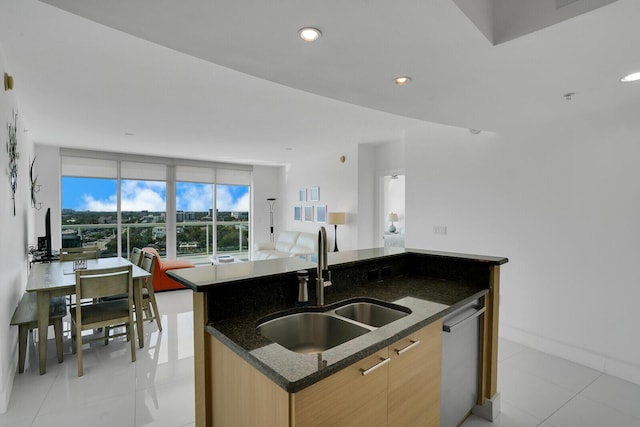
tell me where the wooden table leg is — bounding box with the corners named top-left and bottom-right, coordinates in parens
top-left (36, 291), bottom-right (51, 375)
top-left (135, 278), bottom-right (145, 348)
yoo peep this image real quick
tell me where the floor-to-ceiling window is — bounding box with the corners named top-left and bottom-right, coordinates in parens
top-left (60, 157), bottom-right (118, 257)
top-left (60, 151), bottom-right (252, 263)
top-left (216, 184), bottom-right (250, 257)
top-left (119, 161), bottom-right (167, 258)
top-left (215, 169), bottom-right (251, 260)
top-left (176, 166), bottom-right (215, 260)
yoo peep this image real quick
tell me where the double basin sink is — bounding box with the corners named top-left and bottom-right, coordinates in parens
top-left (257, 299), bottom-right (411, 354)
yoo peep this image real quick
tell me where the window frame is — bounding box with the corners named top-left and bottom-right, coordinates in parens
top-left (60, 149), bottom-right (252, 261)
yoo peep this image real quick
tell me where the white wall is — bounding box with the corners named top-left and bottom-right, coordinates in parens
top-left (0, 42), bottom-right (34, 413)
top-left (251, 165), bottom-right (282, 252)
top-left (405, 107), bottom-right (640, 385)
top-left (279, 146), bottom-right (358, 252)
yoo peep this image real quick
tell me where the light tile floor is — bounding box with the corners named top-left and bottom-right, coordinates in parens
top-left (462, 340), bottom-right (640, 427)
top-left (2, 290), bottom-right (639, 427)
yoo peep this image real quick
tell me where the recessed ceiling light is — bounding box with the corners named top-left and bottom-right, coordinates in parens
top-left (394, 76), bottom-right (412, 86)
top-left (621, 71), bottom-right (640, 83)
top-left (298, 27), bottom-right (322, 42)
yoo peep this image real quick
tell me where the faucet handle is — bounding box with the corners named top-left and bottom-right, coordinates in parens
top-left (324, 270), bottom-right (332, 287)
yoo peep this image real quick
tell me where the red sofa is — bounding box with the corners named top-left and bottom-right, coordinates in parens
top-left (142, 247), bottom-right (195, 292)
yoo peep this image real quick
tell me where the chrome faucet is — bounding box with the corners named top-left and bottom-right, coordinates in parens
top-left (316, 226), bottom-right (332, 306)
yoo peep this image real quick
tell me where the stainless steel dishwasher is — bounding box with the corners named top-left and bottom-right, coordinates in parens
top-left (440, 300), bottom-right (486, 427)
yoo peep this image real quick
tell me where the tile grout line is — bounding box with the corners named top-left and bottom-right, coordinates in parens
top-left (537, 372), bottom-right (605, 426)
top-left (29, 333), bottom-right (63, 427)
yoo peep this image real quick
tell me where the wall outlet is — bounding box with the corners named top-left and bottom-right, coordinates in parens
top-left (433, 225), bottom-right (447, 235)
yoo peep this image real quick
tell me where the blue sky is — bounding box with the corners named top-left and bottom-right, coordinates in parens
top-left (62, 177), bottom-right (250, 212)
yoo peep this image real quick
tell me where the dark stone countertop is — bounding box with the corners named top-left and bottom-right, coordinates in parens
top-left (168, 247), bottom-right (507, 292)
top-left (205, 274), bottom-right (488, 393)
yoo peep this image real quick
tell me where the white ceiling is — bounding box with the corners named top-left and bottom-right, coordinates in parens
top-left (1, 0), bottom-right (639, 165)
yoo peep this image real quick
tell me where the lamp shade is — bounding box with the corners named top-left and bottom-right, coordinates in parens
top-left (388, 213), bottom-right (399, 222)
top-left (327, 212), bottom-right (346, 225)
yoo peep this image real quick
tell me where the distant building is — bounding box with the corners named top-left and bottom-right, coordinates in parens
top-left (152, 227), bottom-right (166, 240)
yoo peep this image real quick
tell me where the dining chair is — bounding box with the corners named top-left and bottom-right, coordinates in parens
top-left (61, 246), bottom-right (99, 309)
top-left (139, 250), bottom-right (162, 331)
top-left (60, 246), bottom-right (99, 261)
top-left (130, 247), bottom-right (143, 267)
top-left (71, 265), bottom-right (136, 376)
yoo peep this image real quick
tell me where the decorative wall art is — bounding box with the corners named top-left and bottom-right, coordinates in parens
top-left (303, 206), bottom-right (314, 222)
top-left (310, 186), bottom-right (320, 201)
top-left (299, 188), bottom-right (307, 202)
top-left (6, 110), bottom-right (18, 216)
top-left (316, 205), bottom-right (327, 223)
top-left (294, 206), bottom-right (301, 221)
top-left (30, 156), bottom-right (41, 209)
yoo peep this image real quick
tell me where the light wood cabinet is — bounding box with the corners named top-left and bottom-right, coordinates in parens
top-left (292, 350), bottom-right (390, 427)
top-left (208, 320), bottom-right (442, 427)
top-left (388, 320), bottom-right (442, 427)
top-left (210, 336), bottom-right (289, 427)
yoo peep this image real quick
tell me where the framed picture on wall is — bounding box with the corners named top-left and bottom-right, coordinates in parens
top-left (299, 189), bottom-right (307, 202)
top-left (294, 206), bottom-right (301, 221)
top-left (303, 206), bottom-right (314, 222)
top-left (316, 205), bottom-right (327, 223)
top-left (310, 186), bottom-right (320, 201)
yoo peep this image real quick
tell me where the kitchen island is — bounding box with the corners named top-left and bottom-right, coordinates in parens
top-left (169, 247), bottom-right (507, 427)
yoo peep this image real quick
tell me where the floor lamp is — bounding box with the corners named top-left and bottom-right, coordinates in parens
top-left (267, 198), bottom-right (276, 243)
top-left (327, 212), bottom-right (346, 252)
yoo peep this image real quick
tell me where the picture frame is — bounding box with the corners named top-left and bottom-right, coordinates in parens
top-left (310, 186), bottom-right (320, 202)
top-left (299, 188), bottom-right (307, 202)
top-left (294, 206), bottom-right (301, 221)
top-left (303, 205), bottom-right (314, 222)
top-left (316, 205), bottom-right (327, 223)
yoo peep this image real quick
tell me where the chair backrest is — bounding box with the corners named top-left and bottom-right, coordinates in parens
top-left (140, 251), bottom-right (156, 277)
top-left (141, 247), bottom-right (162, 269)
top-left (60, 246), bottom-right (99, 261)
top-left (75, 265), bottom-right (133, 301)
top-left (130, 247), bottom-right (143, 266)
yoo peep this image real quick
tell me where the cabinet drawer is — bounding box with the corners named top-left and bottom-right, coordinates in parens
top-left (292, 350), bottom-right (389, 427)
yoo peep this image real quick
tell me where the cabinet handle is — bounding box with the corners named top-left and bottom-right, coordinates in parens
top-left (394, 340), bottom-right (420, 356)
top-left (360, 357), bottom-right (390, 376)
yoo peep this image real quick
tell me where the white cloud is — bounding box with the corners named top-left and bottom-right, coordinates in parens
top-left (176, 184), bottom-right (212, 212)
top-left (79, 181), bottom-right (249, 213)
top-left (217, 186), bottom-right (250, 211)
top-left (83, 194), bottom-right (116, 211)
top-left (82, 181), bottom-right (166, 211)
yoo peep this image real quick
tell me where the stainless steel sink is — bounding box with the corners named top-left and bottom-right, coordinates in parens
top-left (334, 302), bottom-right (410, 327)
top-left (257, 312), bottom-right (370, 354)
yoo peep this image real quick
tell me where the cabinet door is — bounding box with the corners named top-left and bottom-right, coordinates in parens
top-left (388, 320), bottom-right (442, 427)
top-left (293, 350), bottom-right (389, 427)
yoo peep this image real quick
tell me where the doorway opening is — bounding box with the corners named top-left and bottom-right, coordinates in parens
top-left (380, 174), bottom-right (405, 248)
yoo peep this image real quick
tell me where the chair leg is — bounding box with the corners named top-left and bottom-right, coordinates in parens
top-left (147, 288), bottom-right (162, 331)
top-left (104, 326), bottom-right (110, 345)
top-left (54, 318), bottom-right (63, 363)
top-left (128, 323), bottom-right (136, 362)
top-left (17, 325), bottom-right (28, 374)
top-left (71, 325), bottom-right (77, 354)
top-left (77, 329), bottom-right (83, 377)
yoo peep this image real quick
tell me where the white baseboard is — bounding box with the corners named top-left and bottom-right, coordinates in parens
top-left (0, 334), bottom-right (18, 414)
top-left (500, 324), bottom-right (640, 386)
top-left (0, 360), bottom-right (16, 414)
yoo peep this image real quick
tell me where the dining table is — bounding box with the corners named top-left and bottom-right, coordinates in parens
top-left (26, 257), bottom-right (151, 375)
